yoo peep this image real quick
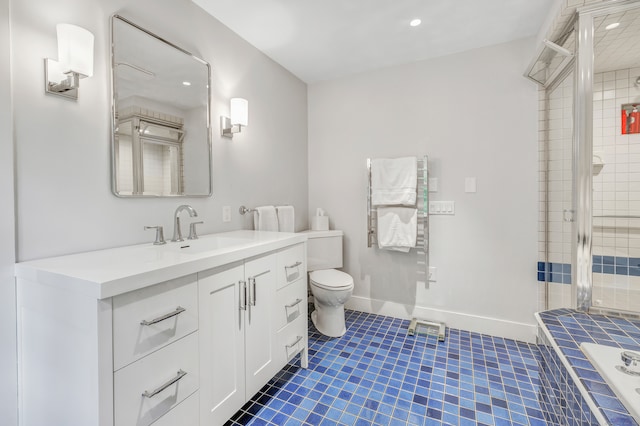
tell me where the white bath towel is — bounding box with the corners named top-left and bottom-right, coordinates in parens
top-left (371, 157), bottom-right (417, 206)
top-left (276, 205), bottom-right (295, 233)
top-left (376, 207), bottom-right (417, 252)
top-left (253, 206), bottom-right (279, 232)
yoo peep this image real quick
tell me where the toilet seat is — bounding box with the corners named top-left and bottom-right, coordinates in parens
top-left (310, 269), bottom-right (354, 290)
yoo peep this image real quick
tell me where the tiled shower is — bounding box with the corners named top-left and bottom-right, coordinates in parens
top-left (592, 66), bottom-right (640, 311)
top-left (538, 2), bottom-right (640, 315)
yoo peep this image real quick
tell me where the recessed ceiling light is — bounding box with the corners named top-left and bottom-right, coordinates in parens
top-left (410, 19), bottom-right (421, 27)
top-left (605, 22), bottom-right (620, 30)
top-left (182, 81), bottom-right (192, 86)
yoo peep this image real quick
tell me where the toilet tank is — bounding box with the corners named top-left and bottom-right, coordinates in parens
top-left (302, 230), bottom-right (343, 271)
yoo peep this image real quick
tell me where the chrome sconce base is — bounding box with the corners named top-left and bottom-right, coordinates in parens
top-left (220, 116), bottom-right (243, 138)
top-left (220, 98), bottom-right (248, 138)
top-left (44, 58), bottom-right (81, 100)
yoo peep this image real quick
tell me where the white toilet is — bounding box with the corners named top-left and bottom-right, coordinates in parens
top-left (304, 230), bottom-right (354, 337)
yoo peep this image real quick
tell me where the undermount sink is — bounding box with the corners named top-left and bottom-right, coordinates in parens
top-left (161, 235), bottom-right (252, 254)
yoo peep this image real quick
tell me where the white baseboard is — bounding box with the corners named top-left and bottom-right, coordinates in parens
top-left (345, 295), bottom-right (538, 343)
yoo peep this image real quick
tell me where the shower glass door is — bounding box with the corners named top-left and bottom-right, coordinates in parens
top-left (588, 3), bottom-right (640, 313)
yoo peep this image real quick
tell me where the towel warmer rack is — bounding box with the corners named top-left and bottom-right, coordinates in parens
top-left (366, 155), bottom-right (429, 256)
top-left (366, 155), bottom-right (445, 342)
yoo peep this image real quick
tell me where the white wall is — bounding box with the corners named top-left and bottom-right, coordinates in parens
top-left (0, 0), bottom-right (17, 422)
top-left (11, 0), bottom-right (308, 261)
top-left (308, 38), bottom-right (540, 342)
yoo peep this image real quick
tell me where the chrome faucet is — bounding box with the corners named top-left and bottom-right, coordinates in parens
top-left (172, 205), bottom-right (198, 242)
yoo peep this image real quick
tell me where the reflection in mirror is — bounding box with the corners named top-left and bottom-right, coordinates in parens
top-left (111, 15), bottom-right (212, 197)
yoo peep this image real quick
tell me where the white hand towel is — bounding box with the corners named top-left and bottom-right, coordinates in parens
top-left (276, 205), bottom-right (295, 233)
top-left (253, 206), bottom-right (279, 231)
top-left (376, 207), bottom-right (417, 252)
top-left (371, 157), bottom-right (417, 206)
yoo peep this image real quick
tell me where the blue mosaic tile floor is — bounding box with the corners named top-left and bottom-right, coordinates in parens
top-left (538, 309), bottom-right (640, 425)
top-left (226, 310), bottom-right (546, 426)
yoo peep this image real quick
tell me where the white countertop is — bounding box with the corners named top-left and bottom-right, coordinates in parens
top-left (15, 230), bottom-right (307, 299)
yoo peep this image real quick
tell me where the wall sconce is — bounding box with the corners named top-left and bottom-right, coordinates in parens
top-left (44, 24), bottom-right (94, 100)
top-left (221, 98), bottom-right (248, 138)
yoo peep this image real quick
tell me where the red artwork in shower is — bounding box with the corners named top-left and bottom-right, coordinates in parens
top-left (623, 104), bottom-right (640, 134)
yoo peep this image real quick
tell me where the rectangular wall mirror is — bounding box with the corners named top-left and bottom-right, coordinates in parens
top-left (110, 15), bottom-right (212, 197)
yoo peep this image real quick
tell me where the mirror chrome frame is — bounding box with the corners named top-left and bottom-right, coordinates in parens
top-left (109, 14), bottom-right (213, 198)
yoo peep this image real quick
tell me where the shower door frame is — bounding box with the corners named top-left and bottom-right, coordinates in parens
top-left (543, 61), bottom-right (576, 311)
top-left (574, 0), bottom-right (640, 313)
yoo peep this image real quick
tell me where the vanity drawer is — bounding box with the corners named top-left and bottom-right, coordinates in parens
top-left (112, 274), bottom-right (198, 371)
top-left (275, 315), bottom-right (307, 367)
top-left (151, 390), bottom-right (199, 426)
top-left (274, 278), bottom-right (307, 332)
top-left (277, 243), bottom-right (305, 289)
top-left (114, 332), bottom-right (199, 426)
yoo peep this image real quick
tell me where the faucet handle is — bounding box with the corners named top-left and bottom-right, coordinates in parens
top-left (144, 226), bottom-right (166, 245)
top-left (188, 221), bottom-right (204, 240)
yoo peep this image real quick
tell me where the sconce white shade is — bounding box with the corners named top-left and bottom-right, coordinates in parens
top-left (230, 98), bottom-right (248, 127)
top-left (57, 24), bottom-right (94, 77)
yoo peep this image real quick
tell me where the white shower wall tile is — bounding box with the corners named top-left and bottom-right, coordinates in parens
top-left (547, 282), bottom-right (572, 310)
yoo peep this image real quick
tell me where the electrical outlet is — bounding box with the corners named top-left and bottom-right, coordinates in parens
top-left (222, 206), bottom-right (231, 222)
top-left (429, 267), bottom-right (437, 282)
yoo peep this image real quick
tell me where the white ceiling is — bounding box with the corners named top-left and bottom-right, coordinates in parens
top-left (192, 0), bottom-right (555, 83)
top-left (594, 7), bottom-right (640, 73)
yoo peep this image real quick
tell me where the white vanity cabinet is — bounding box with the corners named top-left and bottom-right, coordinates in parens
top-left (199, 246), bottom-right (309, 425)
top-left (199, 254), bottom-right (278, 425)
top-left (274, 244), bottom-right (309, 366)
top-left (111, 275), bottom-right (200, 426)
top-left (14, 231), bottom-right (307, 426)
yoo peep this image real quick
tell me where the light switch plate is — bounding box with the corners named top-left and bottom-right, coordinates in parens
top-left (428, 267), bottom-right (437, 282)
top-left (429, 201), bottom-right (455, 215)
top-left (465, 177), bottom-right (477, 193)
top-left (428, 178), bottom-right (439, 192)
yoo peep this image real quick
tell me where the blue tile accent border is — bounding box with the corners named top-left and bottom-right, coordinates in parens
top-left (537, 261), bottom-right (572, 284)
top-left (537, 256), bottom-right (640, 283)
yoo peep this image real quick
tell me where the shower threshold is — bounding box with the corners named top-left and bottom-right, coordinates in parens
top-left (407, 318), bottom-right (446, 342)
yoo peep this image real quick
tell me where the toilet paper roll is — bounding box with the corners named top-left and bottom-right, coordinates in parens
top-left (311, 216), bottom-right (329, 231)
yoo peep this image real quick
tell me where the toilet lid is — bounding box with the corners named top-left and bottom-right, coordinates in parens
top-left (310, 269), bottom-right (354, 290)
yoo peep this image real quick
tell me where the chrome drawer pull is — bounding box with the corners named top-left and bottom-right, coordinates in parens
top-left (286, 335), bottom-right (303, 349)
top-left (249, 277), bottom-right (256, 306)
top-left (285, 298), bottom-right (303, 309)
top-left (285, 261), bottom-right (302, 269)
top-left (142, 370), bottom-right (187, 398)
top-left (248, 270), bottom-right (270, 306)
top-left (240, 280), bottom-right (247, 311)
top-left (140, 306), bottom-right (185, 326)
